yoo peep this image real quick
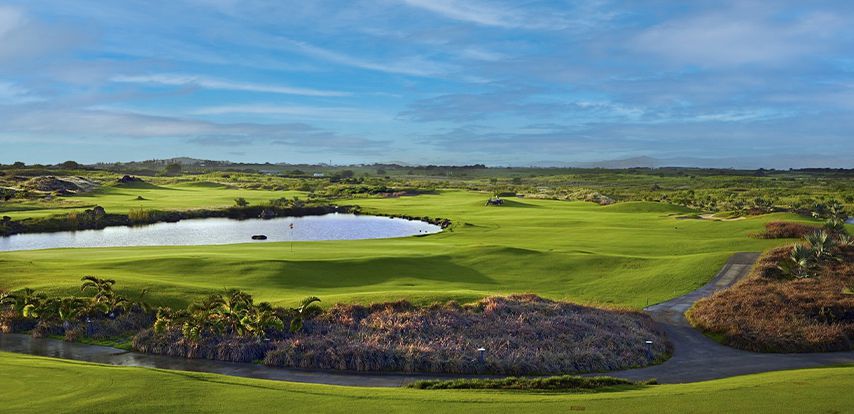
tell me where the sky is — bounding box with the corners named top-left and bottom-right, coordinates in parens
top-left (1, 0), bottom-right (853, 168)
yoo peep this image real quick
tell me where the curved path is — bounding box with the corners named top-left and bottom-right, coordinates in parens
top-left (2, 252), bottom-right (853, 386)
top-left (600, 252), bottom-right (854, 383)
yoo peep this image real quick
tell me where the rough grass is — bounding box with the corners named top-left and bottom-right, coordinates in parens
top-left (405, 375), bottom-right (648, 391)
top-left (688, 247), bottom-right (854, 352)
top-left (262, 295), bottom-right (668, 375)
top-left (133, 295), bottom-right (668, 375)
top-left (752, 221), bottom-right (819, 239)
top-left (1, 352), bottom-right (852, 413)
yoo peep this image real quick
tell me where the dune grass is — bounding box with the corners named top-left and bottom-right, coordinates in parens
top-left (0, 189), bottom-right (795, 309)
top-left (0, 352), bottom-right (851, 413)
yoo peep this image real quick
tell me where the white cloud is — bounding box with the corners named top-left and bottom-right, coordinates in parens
top-left (401, 0), bottom-right (523, 28)
top-left (192, 104), bottom-right (390, 121)
top-left (0, 106), bottom-right (389, 153)
top-left (281, 38), bottom-right (454, 77)
top-left (111, 73), bottom-right (349, 97)
top-left (0, 81), bottom-right (41, 104)
top-left (0, 5), bottom-right (86, 63)
top-left (632, 6), bottom-right (843, 67)
top-left (0, 6), bottom-right (26, 37)
top-left (399, 0), bottom-right (608, 30)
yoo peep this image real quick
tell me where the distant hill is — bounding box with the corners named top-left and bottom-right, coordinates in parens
top-left (532, 154), bottom-right (854, 170)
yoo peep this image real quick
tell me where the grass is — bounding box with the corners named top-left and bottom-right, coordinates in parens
top-left (0, 181), bottom-right (303, 219)
top-left (0, 189), bottom-right (801, 309)
top-left (0, 352), bottom-right (851, 413)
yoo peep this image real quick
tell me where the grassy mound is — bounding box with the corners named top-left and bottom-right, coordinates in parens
top-left (688, 247), bottom-right (854, 352)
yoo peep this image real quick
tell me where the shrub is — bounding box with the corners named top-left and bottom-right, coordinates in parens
top-left (262, 295), bottom-right (668, 375)
top-left (688, 246), bottom-right (854, 352)
top-left (406, 375), bottom-right (646, 390)
top-left (128, 208), bottom-right (153, 224)
top-left (752, 221), bottom-right (818, 239)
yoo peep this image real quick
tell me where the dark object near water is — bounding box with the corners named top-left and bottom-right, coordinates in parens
top-left (252, 235), bottom-right (268, 240)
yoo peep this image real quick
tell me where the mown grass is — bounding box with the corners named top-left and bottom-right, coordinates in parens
top-left (0, 189), bottom-right (812, 309)
top-left (0, 352), bottom-right (851, 413)
top-left (0, 190), bottom-right (797, 309)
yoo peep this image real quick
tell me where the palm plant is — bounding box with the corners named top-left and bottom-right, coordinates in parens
top-left (13, 288), bottom-right (48, 318)
top-left (824, 218), bottom-right (847, 236)
top-left (80, 275), bottom-right (116, 296)
top-left (81, 276), bottom-right (130, 317)
top-left (290, 296), bottom-right (321, 333)
top-left (805, 230), bottom-right (838, 263)
top-left (777, 244), bottom-right (817, 279)
top-left (241, 302), bottom-right (284, 338)
top-left (0, 290), bottom-right (17, 309)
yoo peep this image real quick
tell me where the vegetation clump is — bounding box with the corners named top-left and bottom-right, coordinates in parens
top-left (689, 221), bottom-right (854, 352)
top-left (751, 221), bottom-right (819, 239)
top-left (406, 375), bottom-right (650, 391)
top-left (262, 294), bottom-right (668, 375)
top-left (0, 276), bottom-right (152, 342)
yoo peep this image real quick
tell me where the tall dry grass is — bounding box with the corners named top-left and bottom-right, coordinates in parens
top-left (133, 295), bottom-right (668, 375)
top-left (263, 294), bottom-right (668, 375)
top-left (751, 221), bottom-right (819, 239)
top-left (688, 247), bottom-right (854, 352)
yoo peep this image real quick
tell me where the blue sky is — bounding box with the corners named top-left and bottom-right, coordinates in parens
top-left (1, 0), bottom-right (853, 167)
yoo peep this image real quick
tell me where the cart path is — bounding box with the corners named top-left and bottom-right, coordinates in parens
top-left (2, 252), bottom-right (853, 386)
top-left (599, 252), bottom-right (854, 383)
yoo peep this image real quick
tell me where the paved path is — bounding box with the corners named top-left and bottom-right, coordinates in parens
top-left (600, 252), bottom-right (854, 383)
top-left (2, 252), bottom-right (853, 386)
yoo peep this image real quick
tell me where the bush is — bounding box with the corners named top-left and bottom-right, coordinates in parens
top-left (262, 295), bottom-right (668, 375)
top-left (688, 247), bottom-right (854, 352)
top-left (128, 208), bottom-right (153, 224)
top-left (406, 375), bottom-right (646, 390)
top-left (752, 221), bottom-right (818, 239)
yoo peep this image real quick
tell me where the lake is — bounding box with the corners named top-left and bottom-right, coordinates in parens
top-left (0, 214), bottom-right (442, 251)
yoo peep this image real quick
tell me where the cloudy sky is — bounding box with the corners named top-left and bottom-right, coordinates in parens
top-left (1, 0), bottom-right (853, 167)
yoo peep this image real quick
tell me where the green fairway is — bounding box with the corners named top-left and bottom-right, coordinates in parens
top-left (0, 181), bottom-right (302, 219)
top-left (1, 352), bottom-right (850, 413)
top-left (0, 188), bottom-right (790, 308)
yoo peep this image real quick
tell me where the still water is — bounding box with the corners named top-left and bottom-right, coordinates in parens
top-left (0, 214), bottom-right (441, 251)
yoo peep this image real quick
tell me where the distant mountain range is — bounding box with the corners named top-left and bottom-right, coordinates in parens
top-left (531, 154), bottom-right (854, 170)
top-left (95, 155), bottom-right (852, 170)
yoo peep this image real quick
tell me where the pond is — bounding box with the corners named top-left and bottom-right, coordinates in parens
top-left (0, 214), bottom-right (442, 252)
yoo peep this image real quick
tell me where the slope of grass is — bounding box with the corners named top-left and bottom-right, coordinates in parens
top-left (0, 190), bottom-right (789, 309)
top-left (0, 352), bottom-right (851, 413)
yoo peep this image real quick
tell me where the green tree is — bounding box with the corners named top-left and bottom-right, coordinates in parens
top-left (163, 163), bottom-right (182, 176)
top-left (234, 197), bottom-right (249, 207)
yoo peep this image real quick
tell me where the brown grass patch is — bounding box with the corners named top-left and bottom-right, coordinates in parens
top-left (688, 247), bottom-right (854, 352)
top-left (134, 295), bottom-right (669, 375)
top-left (751, 221), bottom-right (819, 239)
